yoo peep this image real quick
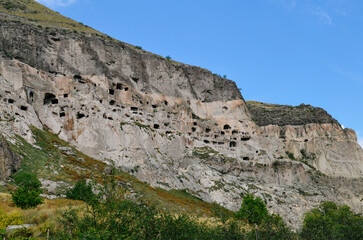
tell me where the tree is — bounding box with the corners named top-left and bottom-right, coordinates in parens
top-left (300, 201), bottom-right (363, 240)
top-left (11, 171), bottom-right (43, 209)
top-left (236, 193), bottom-right (269, 225)
top-left (66, 180), bottom-right (97, 205)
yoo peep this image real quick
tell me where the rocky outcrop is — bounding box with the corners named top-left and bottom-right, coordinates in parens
top-left (247, 101), bottom-right (339, 126)
top-left (0, 0), bottom-right (362, 228)
top-left (0, 138), bottom-right (20, 181)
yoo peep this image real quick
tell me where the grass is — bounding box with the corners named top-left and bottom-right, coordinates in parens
top-left (0, 0), bottom-right (102, 34)
top-left (120, 121), bottom-right (155, 132)
top-left (0, 192), bottom-right (85, 238)
top-left (192, 146), bottom-right (219, 160)
top-left (192, 146), bottom-right (236, 164)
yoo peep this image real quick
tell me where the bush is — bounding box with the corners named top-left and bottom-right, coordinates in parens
top-left (236, 193), bottom-right (269, 225)
top-left (11, 171), bottom-right (43, 209)
top-left (65, 180), bottom-right (97, 205)
top-left (0, 209), bottom-right (23, 230)
top-left (254, 214), bottom-right (297, 240)
top-left (57, 176), bottom-right (250, 240)
top-left (285, 151), bottom-right (296, 160)
top-left (300, 201), bottom-right (363, 240)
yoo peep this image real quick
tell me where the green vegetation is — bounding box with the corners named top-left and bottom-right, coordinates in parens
top-left (246, 101), bottom-right (339, 127)
top-left (11, 171), bottom-right (43, 209)
top-left (300, 202), bottom-right (363, 240)
top-left (286, 151), bottom-right (296, 160)
top-left (65, 180), bottom-right (97, 205)
top-left (0, 208), bottom-right (22, 229)
top-left (0, 0), bottom-right (102, 34)
top-left (56, 179), bottom-right (296, 240)
top-left (166, 55), bottom-right (172, 60)
top-left (135, 46), bottom-right (142, 50)
top-left (236, 193), bottom-right (269, 225)
top-left (133, 121), bottom-right (155, 132)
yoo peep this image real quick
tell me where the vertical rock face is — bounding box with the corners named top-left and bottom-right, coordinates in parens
top-left (0, 138), bottom-right (20, 181)
top-left (0, 18), bottom-right (242, 103)
top-left (0, 1), bottom-right (362, 228)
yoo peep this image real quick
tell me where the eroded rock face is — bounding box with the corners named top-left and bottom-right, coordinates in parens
top-left (0, 18), bottom-right (242, 103)
top-left (0, 138), bottom-right (20, 181)
top-left (0, 15), bottom-right (362, 228)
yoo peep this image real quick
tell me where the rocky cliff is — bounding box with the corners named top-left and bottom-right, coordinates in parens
top-left (0, 138), bottom-right (20, 181)
top-left (0, 0), bottom-right (362, 228)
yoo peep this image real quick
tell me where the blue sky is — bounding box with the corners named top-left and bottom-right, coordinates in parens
top-left (36, 0), bottom-right (363, 147)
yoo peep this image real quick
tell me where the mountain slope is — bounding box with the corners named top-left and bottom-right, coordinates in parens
top-left (0, 0), bottom-right (362, 228)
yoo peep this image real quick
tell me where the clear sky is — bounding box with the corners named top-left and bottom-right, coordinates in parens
top-left (36, 0), bottom-right (363, 147)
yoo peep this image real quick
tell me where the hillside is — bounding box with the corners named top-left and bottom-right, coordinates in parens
top-left (246, 101), bottom-right (339, 126)
top-left (0, 0), bottom-right (362, 231)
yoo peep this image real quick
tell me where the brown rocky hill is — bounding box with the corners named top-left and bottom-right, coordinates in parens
top-left (0, 0), bottom-right (362, 228)
top-left (246, 101), bottom-right (339, 126)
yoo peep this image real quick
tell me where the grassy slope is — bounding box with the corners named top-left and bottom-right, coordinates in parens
top-left (5, 126), bottom-right (232, 219)
top-left (246, 101), bottom-right (339, 126)
top-left (0, 0), bottom-right (102, 34)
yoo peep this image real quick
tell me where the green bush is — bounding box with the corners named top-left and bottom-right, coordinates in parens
top-left (11, 171), bottom-right (43, 209)
top-left (56, 176), bottom-right (250, 240)
top-left (236, 193), bottom-right (269, 225)
top-left (285, 151), bottom-right (296, 160)
top-left (253, 214), bottom-right (297, 240)
top-left (300, 201), bottom-right (363, 240)
top-left (65, 180), bottom-right (97, 205)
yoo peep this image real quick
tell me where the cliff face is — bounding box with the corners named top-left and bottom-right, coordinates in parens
top-left (0, 0), bottom-right (362, 228)
top-left (0, 18), bottom-right (242, 103)
top-left (0, 138), bottom-right (20, 181)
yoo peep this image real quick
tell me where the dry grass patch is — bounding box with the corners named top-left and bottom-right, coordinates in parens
top-left (0, 193), bottom-right (85, 238)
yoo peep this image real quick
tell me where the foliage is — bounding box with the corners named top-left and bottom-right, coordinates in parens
top-left (285, 151), bottom-right (296, 160)
top-left (11, 172), bottom-right (43, 209)
top-left (236, 194), bottom-right (269, 225)
top-left (252, 214), bottom-right (297, 240)
top-left (6, 227), bottom-right (33, 240)
top-left (0, 209), bottom-right (23, 230)
top-left (0, 0), bottom-right (101, 34)
top-left (166, 55), bottom-right (172, 60)
top-left (65, 180), bottom-right (97, 205)
top-left (300, 201), bottom-right (363, 240)
top-left (56, 176), bottom-right (250, 240)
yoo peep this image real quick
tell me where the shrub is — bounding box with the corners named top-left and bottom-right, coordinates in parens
top-left (0, 209), bottom-right (23, 230)
top-left (300, 201), bottom-right (363, 240)
top-left (253, 214), bottom-right (297, 240)
top-left (166, 55), bottom-right (171, 60)
top-left (11, 171), bottom-right (43, 209)
top-left (65, 180), bottom-right (97, 205)
top-left (285, 151), bottom-right (296, 160)
top-left (236, 193), bottom-right (269, 225)
top-left (57, 176), bottom-right (249, 239)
